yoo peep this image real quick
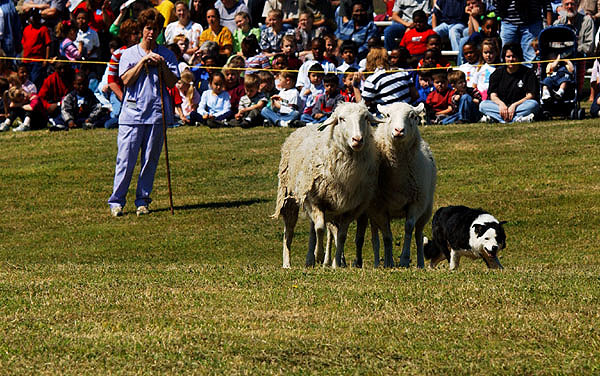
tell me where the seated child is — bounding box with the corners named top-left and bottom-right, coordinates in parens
top-left (198, 71), bottom-right (232, 128)
top-left (541, 54), bottom-right (574, 102)
top-left (294, 10), bottom-right (316, 58)
top-left (414, 71), bottom-right (434, 105)
top-left (442, 69), bottom-right (482, 124)
top-left (300, 63), bottom-right (325, 116)
top-left (458, 40), bottom-right (482, 88)
top-left (0, 87), bottom-right (45, 132)
top-left (301, 73), bottom-right (344, 124)
top-left (323, 32), bottom-right (340, 66)
top-left (399, 10), bottom-right (437, 60)
top-left (56, 20), bottom-right (84, 62)
top-left (474, 38), bottom-right (499, 100)
top-left (222, 63), bottom-right (245, 114)
top-left (175, 70), bottom-right (201, 125)
top-left (270, 54), bottom-right (287, 89)
top-left (281, 35), bottom-right (302, 70)
top-left (260, 71), bottom-right (300, 127)
top-left (241, 35), bottom-right (270, 74)
top-left (417, 35), bottom-right (450, 68)
top-left (337, 40), bottom-right (360, 83)
top-left (60, 71), bottom-right (105, 129)
top-left (425, 70), bottom-right (455, 124)
top-left (228, 73), bottom-right (267, 128)
top-left (17, 64), bottom-right (37, 94)
top-left (340, 67), bottom-right (359, 102)
top-left (260, 9), bottom-right (286, 56)
top-left (233, 11), bottom-right (261, 54)
top-left (258, 71), bottom-right (277, 101)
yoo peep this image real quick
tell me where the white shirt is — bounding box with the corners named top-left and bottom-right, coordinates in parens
top-left (165, 20), bottom-right (203, 48)
top-left (76, 28), bottom-right (100, 58)
top-left (458, 62), bottom-right (480, 88)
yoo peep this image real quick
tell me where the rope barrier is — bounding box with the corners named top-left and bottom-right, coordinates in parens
top-left (0, 54), bottom-right (595, 75)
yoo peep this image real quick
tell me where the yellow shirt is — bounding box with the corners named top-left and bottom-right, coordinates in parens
top-left (198, 27), bottom-right (234, 55)
top-left (155, 1), bottom-right (176, 28)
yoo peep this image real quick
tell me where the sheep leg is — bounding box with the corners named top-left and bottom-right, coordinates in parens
top-left (324, 224), bottom-right (336, 267)
top-left (282, 203), bottom-right (299, 269)
top-left (311, 209), bottom-right (327, 266)
top-left (305, 221), bottom-right (317, 267)
top-left (380, 220), bottom-right (395, 268)
top-left (371, 220), bottom-right (381, 268)
top-left (398, 216), bottom-right (416, 268)
top-left (332, 221), bottom-right (350, 268)
top-left (353, 214), bottom-right (368, 268)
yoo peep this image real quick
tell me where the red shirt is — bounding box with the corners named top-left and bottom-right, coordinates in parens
top-left (74, 2), bottom-right (115, 33)
top-left (227, 82), bottom-right (245, 113)
top-left (22, 24), bottom-right (51, 61)
top-left (400, 28), bottom-right (437, 56)
top-left (39, 72), bottom-right (73, 107)
top-left (426, 88), bottom-right (455, 114)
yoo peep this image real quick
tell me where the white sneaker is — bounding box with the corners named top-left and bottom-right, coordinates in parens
top-left (136, 205), bottom-right (150, 216)
top-left (110, 205), bottom-right (123, 217)
top-left (479, 115), bottom-right (493, 123)
top-left (0, 122), bottom-right (9, 132)
top-left (279, 120), bottom-right (290, 127)
top-left (541, 89), bottom-right (551, 102)
top-left (514, 113), bottom-right (535, 123)
top-left (12, 122), bottom-right (30, 132)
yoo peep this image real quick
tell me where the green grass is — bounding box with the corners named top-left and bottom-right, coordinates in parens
top-left (0, 120), bottom-right (599, 374)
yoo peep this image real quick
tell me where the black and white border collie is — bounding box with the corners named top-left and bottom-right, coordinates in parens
top-left (424, 206), bottom-right (507, 270)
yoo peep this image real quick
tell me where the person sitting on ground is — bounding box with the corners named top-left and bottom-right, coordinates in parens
top-left (38, 62), bottom-right (76, 130)
top-left (301, 72), bottom-right (344, 124)
top-left (198, 71), bottom-right (232, 127)
top-left (299, 63), bottom-right (325, 119)
top-left (0, 87), bottom-right (45, 132)
top-left (426, 69), bottom-right (455, 124)
top-left (399, 10), bottom-right (437, 60)
top-left (414, 71), bottom-right (434, 105)
top-left (16, 65), bottom-right (37, 95)
top-left (222, 62), bottom-right (245, 114)
top-left (442, 69), bottom-right (482, 124)
top-left (228, 73), bottom-right (267, 128)
top-left (458, 40), bottom-right (482, 87)
top-left (479, 43), bottom-right (540, 123)
top-left (541, 54), bottom-right (575, 102)
top-left (474, 37), bottom-right (500, 100)
top-left (60, 71), bottom-right (105, 129)
top-left (261, 70), bottom-right (300, 127)
top-left (258, 70), bottom-right (278, 102)
top-left (175, 69), bottom-right (202, 125)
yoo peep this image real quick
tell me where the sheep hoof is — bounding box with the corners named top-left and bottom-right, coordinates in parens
top-left (398, 258), bottom-right (411, 268)
top-left (352, 259), bottom-right (362, 268)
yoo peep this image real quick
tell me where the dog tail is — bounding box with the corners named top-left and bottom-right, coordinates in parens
top-left (423, 236), bottom-right (442, 261)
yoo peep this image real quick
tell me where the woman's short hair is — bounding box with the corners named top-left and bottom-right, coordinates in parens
top-left (137, 8), bottom-right (165, 31)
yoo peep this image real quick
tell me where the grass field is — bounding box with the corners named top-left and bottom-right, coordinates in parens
top-left (1, 119), bottom-right (599, 375)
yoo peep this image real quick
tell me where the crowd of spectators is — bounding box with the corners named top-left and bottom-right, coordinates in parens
top-left (1, 0), bottom-right (600, 132)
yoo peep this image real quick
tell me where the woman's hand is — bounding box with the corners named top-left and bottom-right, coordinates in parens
top-left (507, 103), bottom-right (517, 121)
top-left (144, 52), bottom-right (165, 66)
top-left (499, 103), bottom-right (509, 121)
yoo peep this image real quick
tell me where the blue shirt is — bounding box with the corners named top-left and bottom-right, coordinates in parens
top-left (119, 44), bottom-right (179, 126)
top-left (335, 20), bottom-right (379, 60)
top-left (198, 90), bottom-right (231, 118)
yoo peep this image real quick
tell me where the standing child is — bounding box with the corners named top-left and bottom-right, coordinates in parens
top-left (261, 71), bottom-right (300, 127)
top-left (56, 20), bottom-right (85, 61)
top-left (228, 73), bottom-right (267, 128)
top-left (60, 72), bottom-right (105, 129)
top-left (443, 69), bottom-right (482, 124)
top-left (21, 9), bottom-right (50, 90)
top-left (302, 73), bottom-right (344, 124)
top-left (474, 38), bottom-right (499, 100)
top-left (198, 72), bottom-right (232, 128)
top-left (458, 40), bottom-right (482, 88)
top-left (426, 70), bottom-right (455, 123)
top-left (300, 63), bottom-right (325, 117)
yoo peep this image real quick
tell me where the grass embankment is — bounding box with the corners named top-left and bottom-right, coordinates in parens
top-left (0, 120), bottom-right (598, 374)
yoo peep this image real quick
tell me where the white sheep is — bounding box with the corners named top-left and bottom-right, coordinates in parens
top-left (354, 102), bottom-right (437, 268)
top-left (273, 102), bottom-right (381, 268)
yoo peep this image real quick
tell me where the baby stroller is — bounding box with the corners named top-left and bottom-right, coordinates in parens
top-left (538, 25), bottom-right (585, 120)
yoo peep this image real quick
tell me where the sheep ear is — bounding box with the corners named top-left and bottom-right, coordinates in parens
top-left (413, 102), bottom-right (425, 115)
top-left (317, 113), bottom-right (338, 131)
top-left (367, 111), bottom-right (386, 126)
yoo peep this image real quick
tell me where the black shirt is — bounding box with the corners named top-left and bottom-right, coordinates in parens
top-left (488, 65), bottom-right (539, 105)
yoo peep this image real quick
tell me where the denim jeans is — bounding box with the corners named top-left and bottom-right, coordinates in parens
top-left (590, 94), bottom-right (600, 117)
top-left (433, 23), bottom-right (467, 52)
top-left (300, 113), bottom-right (329, 123)
top-left (441, 94), bottom-right (481, 124)
top-left (479, 99), bottom-right (540, 123)
top-left (384, 22), bottom-right (407, 51)
top-left (261, 107), bottom-right (300, 125)
top-left (500, 20), bottom-right (543, 67)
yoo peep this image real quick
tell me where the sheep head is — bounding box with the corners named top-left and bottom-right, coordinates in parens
top-left (377, 102), bottom-right (424, 142)
top-left (318, 102), bottom-right (383, 151)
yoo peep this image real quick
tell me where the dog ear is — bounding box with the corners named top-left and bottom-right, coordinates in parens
top-left (472, 224), bottom-right (486, 237)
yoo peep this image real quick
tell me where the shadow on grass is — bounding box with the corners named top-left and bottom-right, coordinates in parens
top-left (153, 198), bottom-right (271, 213)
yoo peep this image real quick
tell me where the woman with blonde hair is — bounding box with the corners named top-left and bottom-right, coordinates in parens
top-left (355, 47), bottom-right (419, 112)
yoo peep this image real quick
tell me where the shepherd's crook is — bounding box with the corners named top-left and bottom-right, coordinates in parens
top-left (157, 64), bottom-right (174, 215)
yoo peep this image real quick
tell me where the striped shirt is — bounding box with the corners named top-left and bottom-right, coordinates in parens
top-left (107, 45), bottom-right (127, 87)
top-left (361, 68), bottom-right (414, 106)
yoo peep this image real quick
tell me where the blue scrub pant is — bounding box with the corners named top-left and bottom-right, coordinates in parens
top-left (108, 123), bottom-right (164, 209)
top-left (479, 99), bottom-right (540, 123)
